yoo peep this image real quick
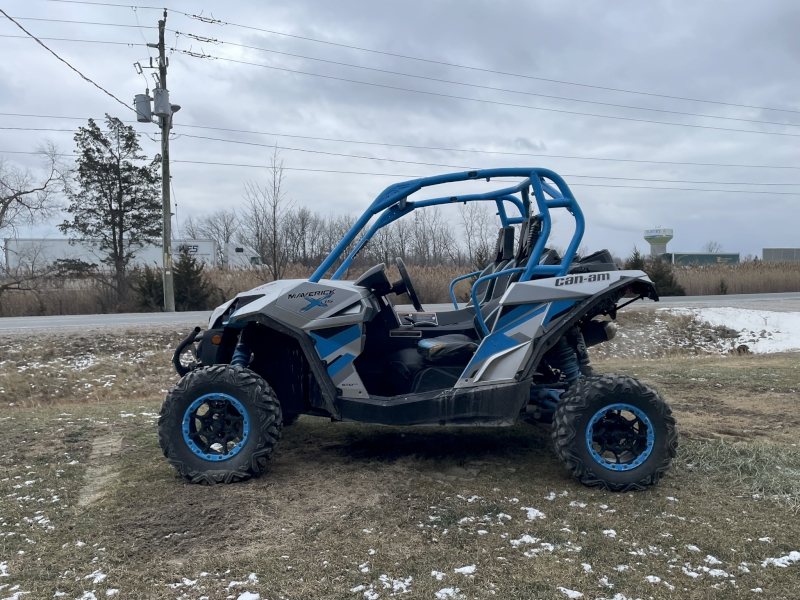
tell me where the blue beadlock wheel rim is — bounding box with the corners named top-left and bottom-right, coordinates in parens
top-left (585, 403), bottom-right (655, 471)
top-left (182, 393), bottom-right (250, 462)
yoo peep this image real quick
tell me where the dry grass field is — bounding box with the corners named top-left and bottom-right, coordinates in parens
top-left (0, 317), bottom-right (799, 599)
top-left (2, 261), bottom-right (799, 318)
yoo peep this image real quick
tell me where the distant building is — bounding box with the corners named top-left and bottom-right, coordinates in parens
top-left (644, 228), bottom-right (674, 256)
top-left (223, 242), bottom-right (261, 269)
top-left (763, 248), bottom-right (800, 263)
top-left (660, 252), bottom-right (740, 266)
top-left (3, 238), bottom-right (217, 270)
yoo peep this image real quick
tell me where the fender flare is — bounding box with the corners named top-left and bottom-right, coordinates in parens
top-left (520, 276), bottom-right (657, 381)
top-left (226, 313), bottom-right (342, 419)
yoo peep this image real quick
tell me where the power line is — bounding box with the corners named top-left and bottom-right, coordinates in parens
top-left (172, 31), bottom-right (799, 129)
top-left (9, 16), bottom-right (157, 29)
top-left (168, 159), bottom-right (800, 195)
top-left (172, 49), bottom-right (800, 138)
top-left (3, 29), bottom-right (796, 137)
top-left (2, 139), bottom-right (795, 190)
top-left (31, 0), bottom-right (799, 115)
top-left (0, 10), bottom-right (136, 115)
top-left (8, 19), bottom-right (794, 128)
top-left (2, 112), bottom-right (799, 171)
top-left (0, 33), bottom-right (145, 46)
top-left (173, 133), bottom-right (800, 187)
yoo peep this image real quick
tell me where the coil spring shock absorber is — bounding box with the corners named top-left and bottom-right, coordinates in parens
top-left (231, 333), bottom-right (252, 368)
top-left (566, 325), bottom-right (593, 376)
top-left (550, 336), bottom-right (581, 383)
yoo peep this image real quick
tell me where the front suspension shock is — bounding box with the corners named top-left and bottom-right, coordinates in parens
top-left (231, 333), bottom-right (252, 368)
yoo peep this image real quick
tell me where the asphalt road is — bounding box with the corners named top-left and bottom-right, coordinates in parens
top-left (0, 292), bottom-right (797, 331)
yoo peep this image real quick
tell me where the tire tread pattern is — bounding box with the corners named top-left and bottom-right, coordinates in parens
top-left (158, 364), bottom-right (282, 485)
top-left (552, 373), bottom-right (678, 492)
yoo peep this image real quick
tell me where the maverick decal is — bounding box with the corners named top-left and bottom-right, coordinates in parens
top-left (554, 273), bottom-right (610, 286)
top-left (286, 289), bottom-right (336, 311)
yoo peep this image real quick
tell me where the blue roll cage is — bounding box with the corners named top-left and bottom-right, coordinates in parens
top-left (310, 168), bottom-right (585, 332)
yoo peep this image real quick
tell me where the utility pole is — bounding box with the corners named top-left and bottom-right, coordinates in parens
top-left (137, 9), bottom-right (180, 311)
top-left (156, 11), bottom-right (174, 312)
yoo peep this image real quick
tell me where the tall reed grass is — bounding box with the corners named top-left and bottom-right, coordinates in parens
top-left (1, 261), bottom-right (798, 317)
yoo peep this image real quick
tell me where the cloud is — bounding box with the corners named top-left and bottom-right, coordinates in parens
top-left (0, 0), bottom-right (797, 257)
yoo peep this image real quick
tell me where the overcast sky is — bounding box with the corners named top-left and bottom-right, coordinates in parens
top-left (2, 0), bottom-right (798, 259)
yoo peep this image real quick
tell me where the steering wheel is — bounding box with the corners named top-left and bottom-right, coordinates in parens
top-left (395, 257), bottom-right (423, 312)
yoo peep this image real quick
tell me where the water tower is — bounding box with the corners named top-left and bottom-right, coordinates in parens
top-left (644, 228), bottom-right (673, 257)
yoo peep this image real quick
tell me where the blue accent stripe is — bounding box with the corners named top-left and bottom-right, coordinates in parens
top-left (469, 332), bottom-right (519, 366)
top-left (309, 325), bottom-right (361, 359)
top-left (463, 303), bottom-right (548, 377)
top-left (496, 303), bottom-right (546, 331)
top-left (327, 353), bottom-right (356, 377)
top-left (543, 300), bottom-right (577, 326)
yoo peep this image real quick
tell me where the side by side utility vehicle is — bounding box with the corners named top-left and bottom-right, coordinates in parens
top-left (160, 168), bottom-right (678, 491)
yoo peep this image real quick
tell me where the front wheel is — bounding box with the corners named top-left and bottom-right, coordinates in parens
top-left (552, 374), bottom-right (677, 492)
top-left (158, 365), bottom-right (282, 485)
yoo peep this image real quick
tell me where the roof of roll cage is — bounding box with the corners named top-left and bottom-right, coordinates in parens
top-left (310, 168), bottom-right (583, 284)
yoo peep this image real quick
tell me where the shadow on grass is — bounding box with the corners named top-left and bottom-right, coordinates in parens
top-left (313, 422), bottom-right (554, 463)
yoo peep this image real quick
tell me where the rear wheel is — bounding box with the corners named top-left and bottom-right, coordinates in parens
top-left (552, 374), bottom-right (677, 492)
top-left (158, 365), bottom-right (282, 485)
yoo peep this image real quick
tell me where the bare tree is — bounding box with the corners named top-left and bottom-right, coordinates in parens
top-left (0, 145), bottom-right (64, 312)
top-left (237, 148), bottom-right (294, 281)
top-left (703, 240), bottom-right (723, 253)
top-left (0, 143), bottom-right (62, 237)
top-left (182, 209), bottom-right (238, 265)
top-left (458, 202), bottom-right (495, 270)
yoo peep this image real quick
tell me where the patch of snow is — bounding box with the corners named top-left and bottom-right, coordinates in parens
top-left (644, 576), bottom-right (661, 584)
top-left (84, 570), bottom-right (106, 584)
top-left (105, 591), bottom-right (119, 597)
top-left (758, 537), bottom-right (772, 543)
top-left (521, 507), bottom-right (545, 520)
top-left (603, 529), bottom-right (617, 538)
top-left (581, 563), bottom-right (592, 573)
top-left (510, 535), bottom-right (540, 548)
top-left (664, 307), bottom-right (800, 353)
top-left (751, 588), bottom-right (763, 593)
top-left (454, 565), bottom-right (475, 575)
top-left (350, 585), bottom-right (366, 593)
top-left (599, 576), bottom-right (613, 588)
top-left (430, 571), bottom-right (445, 581)
top-left (569, 501), bottom-right (587, 508)
top-left (761, 551), bottom-right (800, 568)
top-left (557, 587), bottom-right (583, 598)
top-left (434, 588), bottom-right (462, 599)
top-left (686, 544), bottom-right (700, 552)
top-left (236, 593), bottom-right (260, 600)
top-left (378, 575), bottom-right (412, 593)
top-left (704, 555), bottom-right (722, 565)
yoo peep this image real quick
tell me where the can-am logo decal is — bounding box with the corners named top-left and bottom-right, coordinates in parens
top-left (287, 289), bottom-right (336, 311)
top-left (555, 273), bottom-right (610, 286)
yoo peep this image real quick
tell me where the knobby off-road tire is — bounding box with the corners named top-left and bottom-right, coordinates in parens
top-left (552, 374), bottom-right (678, 492)
top-left (159, 365), bottom-right (282, 485)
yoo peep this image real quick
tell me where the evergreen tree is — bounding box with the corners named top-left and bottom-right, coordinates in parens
top-left (625, 246), bottom-right (686, 296)
top-left (173, 246), bottom-right (217, 311)
top-left (59, 114), bottom-right (161, 303)
top-left (131, 264), bottom-right (164, 311)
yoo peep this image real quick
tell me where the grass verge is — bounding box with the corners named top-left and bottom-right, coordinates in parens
top-left (1, 352), bottom-right (799, 599)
